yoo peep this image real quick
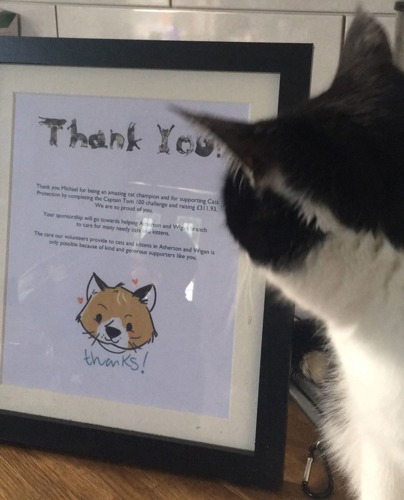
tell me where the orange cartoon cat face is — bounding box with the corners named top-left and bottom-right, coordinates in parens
top-left (76, 273), bottom-right (157, 353)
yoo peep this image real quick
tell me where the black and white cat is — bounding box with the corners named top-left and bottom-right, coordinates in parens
top-left (184, 12), bottom-right (404, 500)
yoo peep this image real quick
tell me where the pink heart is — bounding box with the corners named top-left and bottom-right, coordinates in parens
top-left (77, 297), bottom-right (84, 304)
top-left (132, 278), bottom-right (139, 285)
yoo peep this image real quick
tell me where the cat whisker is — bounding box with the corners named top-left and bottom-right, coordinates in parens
top-left (91, 333), bottom-right (100, 346)
top-left (228, 157), bottom-right (255, 192)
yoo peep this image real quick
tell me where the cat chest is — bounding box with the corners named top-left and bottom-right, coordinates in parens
top-left (333, 331), bottom-right (404, 443)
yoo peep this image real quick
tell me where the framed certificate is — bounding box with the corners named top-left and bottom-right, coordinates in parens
top-left (0, 37), bottom-right (311, 487)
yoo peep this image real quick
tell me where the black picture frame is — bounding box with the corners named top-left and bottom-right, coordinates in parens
top-left (0, 36), bottom-right (311, 488)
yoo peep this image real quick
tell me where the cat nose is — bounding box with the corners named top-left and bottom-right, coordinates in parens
top-left (105, 326), bottom-right (121, 339)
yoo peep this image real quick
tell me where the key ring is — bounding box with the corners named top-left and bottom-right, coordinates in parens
top-left (302, 440), bottom-right (334, 498)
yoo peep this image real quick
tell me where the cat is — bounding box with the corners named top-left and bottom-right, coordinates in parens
top-left (76, 273), bottom-right (158, 354)
top-left (127, 122), bottom-right (142, 151)
top-left (110, 129), bottom-right (125, 149)
top-left (67, 119), bottom-right (88, 148)
top-left (182, 11), bottom-right (404, 500)
top-left (89, 130), bottom-right (108, 149)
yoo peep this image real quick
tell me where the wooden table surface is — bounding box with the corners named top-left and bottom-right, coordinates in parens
top-left (0, 400), bottom-right (348, 499)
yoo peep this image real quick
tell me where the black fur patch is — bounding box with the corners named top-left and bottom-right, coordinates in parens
top-left (223, 169), bottom-right (325, 270)
top-left (271, 60), bottom-right (404, 247)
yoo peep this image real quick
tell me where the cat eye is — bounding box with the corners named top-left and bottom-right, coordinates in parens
top-left (95, 313), bottom-right (102, 324)
top-left (126, 322), bottom-right (133, 332)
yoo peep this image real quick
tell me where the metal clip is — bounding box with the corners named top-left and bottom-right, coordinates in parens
top-left (302, 441), bottom-right (334, 498)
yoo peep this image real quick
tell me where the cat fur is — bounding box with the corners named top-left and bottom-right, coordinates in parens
top-left (183, 12), bottom-right (404, 499)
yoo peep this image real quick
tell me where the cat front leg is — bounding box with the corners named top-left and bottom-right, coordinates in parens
top-left (321, 383), bottom-right (404, 500)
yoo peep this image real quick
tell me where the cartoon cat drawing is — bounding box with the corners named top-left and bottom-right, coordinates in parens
top-left (76, 273), bottom-right (158, 353)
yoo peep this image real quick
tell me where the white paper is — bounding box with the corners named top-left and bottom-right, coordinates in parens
top-left (3, 93), bottom-right (249, 418)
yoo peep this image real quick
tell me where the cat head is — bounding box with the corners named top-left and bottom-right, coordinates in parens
top-left (76, 273), bottom-right (158, 353)
top-left (181, 12), bottom-right (404, 269)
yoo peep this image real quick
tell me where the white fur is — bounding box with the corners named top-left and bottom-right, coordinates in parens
top-left (261, 165), bottom-right (343, 234)
top-left (262, 202), bottom-right (404, 499)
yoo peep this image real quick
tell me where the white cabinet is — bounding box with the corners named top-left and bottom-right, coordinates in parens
top-left (171, 0), bottom-right (396, 14)
top-left (0, 1), bottom-right (57, 36)
top-left (56, 7), bottom-right (343, 96)
top-left (1, 1), bottom-right (399, 98)
top-left (3, 0), bottom-right (169, 5)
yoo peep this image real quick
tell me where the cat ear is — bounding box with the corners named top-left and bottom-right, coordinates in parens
top-left (133, 284), bottom-right (157, 311)
top-left (175, 109), bottom-right (264, 183)
top-left (86, 273), bottom-right (108, 300)
top-left (337, 10), bottom-right (392, 75)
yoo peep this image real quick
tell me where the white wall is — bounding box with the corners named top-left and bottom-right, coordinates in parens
top-left (0, 0), bottom-right (398, 92)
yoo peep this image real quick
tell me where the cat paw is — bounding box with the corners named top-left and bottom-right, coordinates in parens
top-left (300, 350), bottom-right (329, 384)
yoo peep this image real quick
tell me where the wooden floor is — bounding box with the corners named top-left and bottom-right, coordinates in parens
top-left (0, 400), bottom-right (349, 499)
